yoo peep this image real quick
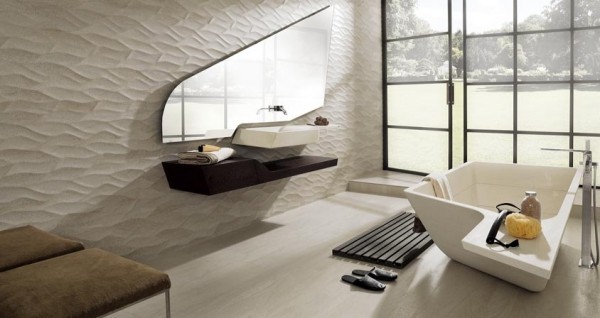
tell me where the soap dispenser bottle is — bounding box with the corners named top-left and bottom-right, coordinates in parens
top-left (521, 191), bottom-right (541, 221)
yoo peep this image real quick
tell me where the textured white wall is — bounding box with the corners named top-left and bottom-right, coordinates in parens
top-left (0, 0), bottom-right (382, 261)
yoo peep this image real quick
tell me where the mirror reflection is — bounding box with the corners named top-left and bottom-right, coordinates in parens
top-left (162, 6), bottom-right (333, 143)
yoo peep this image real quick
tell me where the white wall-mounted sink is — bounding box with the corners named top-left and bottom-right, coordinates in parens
top-left (232, 125), bottom-right (320, 148)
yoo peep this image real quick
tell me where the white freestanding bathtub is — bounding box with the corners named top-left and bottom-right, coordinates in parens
top-left (404, 162), bottom-right (582, 291)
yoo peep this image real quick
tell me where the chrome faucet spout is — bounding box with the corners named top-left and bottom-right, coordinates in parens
top-left (256, 105), bottom-right (287, 115)
top-left (256, 107), bottom-right (269, 115)
top-left (540, 147), bottom-right (588, 153)
top-left (541, 147), bottom-right (593, 172)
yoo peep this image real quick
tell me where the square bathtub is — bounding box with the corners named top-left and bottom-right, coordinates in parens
top-left (404, 162), bottom-right (582, 291)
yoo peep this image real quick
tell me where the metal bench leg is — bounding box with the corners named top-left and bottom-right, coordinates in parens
top-left (165, 289), bottom-right (171, 318)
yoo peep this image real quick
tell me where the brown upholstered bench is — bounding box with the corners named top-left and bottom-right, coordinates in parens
top-left (0, 248), bottom-right (171, 318)
top-left (0, 225), bottom-right (84, 272)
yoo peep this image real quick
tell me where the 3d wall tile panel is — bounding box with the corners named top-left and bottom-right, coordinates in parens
top-left (0, 0), bottom-right (382, 261)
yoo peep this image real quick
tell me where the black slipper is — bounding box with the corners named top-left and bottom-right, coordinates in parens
top-left (351, 267), bottom-right (398, 281)
top-left (341, 274), bottom-right (386, 291)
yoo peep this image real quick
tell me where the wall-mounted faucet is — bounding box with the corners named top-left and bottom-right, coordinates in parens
top-left (256, 105), bottom-right (287, 115)
top-left (542, 140), bottom-right (598, 268)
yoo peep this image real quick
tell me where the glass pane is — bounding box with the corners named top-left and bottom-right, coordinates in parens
top-left (574, 29), bottom-right (600, 80)
top-left (276, 61), bottom-right (326, 99)
top-left (388, 128), bottom-right (448, 172)
top-left (387, 35), bottom-right (449, 82)
top-left (452, 30), bottom-right (465, 80)
top-left (276, 28), bottom-right (328, 64)
top-left (184, 98), bottom-right (225, 134)
top-left (162, 97), bottom-right (182, 136)
top-left (518, 84), bottom-right (569, 132)
top-left (386, 0), bottom-right (448, 39)
top-left (466, 0), bottom-right (513, 35)
top-left (452, 0), bottom-right (465, 80)
top-left (518, 0), bottom-right (570, 31)
top-left (467, 85), bottom-right (513, 130)
top-left (452, 78), bottom-right (465, 167)
top-left (170, 83), bottom-right (182, 97)
top-left (467, 132), bottom-right (513, 163)
top-left (517, 135), bottom-right (569, 167)
top-left (184, 64), bottom-right (224, 97)
top-left (518, 32), bottom-right (570, 81)
top-left (575, 0), bottom-right (600, 27)
top-left (574, 83), bottom-right (600, 133)
top-left (387, 84), bottom-right (448, 128)
top-left (466, 36), bottom-right (513, 82)
top-left (452, 0), bottom-right (464, 38)
top-left (228, 98), bottom-right (263, 129)
top-left (226, 59), bottom-right (263, 97)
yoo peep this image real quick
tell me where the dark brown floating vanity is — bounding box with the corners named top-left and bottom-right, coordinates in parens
top-left (162, 156), bottom-right (338, 195)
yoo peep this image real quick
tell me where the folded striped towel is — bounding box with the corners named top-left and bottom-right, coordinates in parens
top-left (422, 172), bottom-right (453, 200)
top-left (177, 147), bottom-right (235, 165)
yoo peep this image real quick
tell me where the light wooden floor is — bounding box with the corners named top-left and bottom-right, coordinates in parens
top-left (112, 191), bottom-right (600, 318)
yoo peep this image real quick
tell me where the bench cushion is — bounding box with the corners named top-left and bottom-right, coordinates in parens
top-left (0, 248), bottom-right (171, 318)
top-left (0, 225), bottom-right (84, 271)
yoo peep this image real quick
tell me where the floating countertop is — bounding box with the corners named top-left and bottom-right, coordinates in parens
top-left (162, 155), bottom-right (337, 195)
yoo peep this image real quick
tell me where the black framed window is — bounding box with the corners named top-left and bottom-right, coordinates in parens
top-left (383, 0), bottom-right (600, 173)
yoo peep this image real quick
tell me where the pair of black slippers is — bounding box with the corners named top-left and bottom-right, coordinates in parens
top-left (341, 267), bottom-right (398, 291)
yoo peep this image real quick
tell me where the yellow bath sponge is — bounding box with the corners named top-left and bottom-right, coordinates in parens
top-left (505, 213), bottom-right (542, 239)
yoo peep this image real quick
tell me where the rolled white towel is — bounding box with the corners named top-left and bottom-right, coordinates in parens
top-left (177, 147), bottom-right (235, 165)
top-left (422, 172), bottom-right (453, 200)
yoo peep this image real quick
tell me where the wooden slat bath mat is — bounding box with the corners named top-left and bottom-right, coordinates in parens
top-left (332, 212), bottom-right (433, 269)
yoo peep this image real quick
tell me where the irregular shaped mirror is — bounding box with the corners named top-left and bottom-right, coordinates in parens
top-left (162, 6), bottom-right (333, 143)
